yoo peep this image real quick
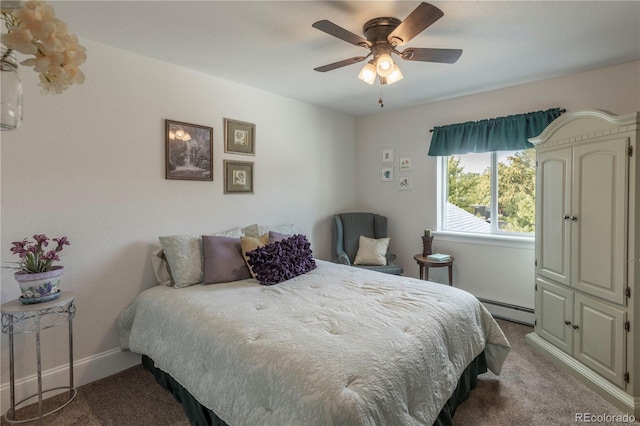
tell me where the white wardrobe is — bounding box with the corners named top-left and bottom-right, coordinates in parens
top-left (525, 109), bottom-right (639, 417)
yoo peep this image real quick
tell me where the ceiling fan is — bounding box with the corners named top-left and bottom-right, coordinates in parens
top-left (312, 2), bottom-right (462, 87)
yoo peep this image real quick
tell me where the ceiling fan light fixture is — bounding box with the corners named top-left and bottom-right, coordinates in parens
top-left (376, 53), bottom-right (395, 77)
top-left (385, 65), bottom-right (403, 85)
top-left (358, 62), bottom-right (377, 85)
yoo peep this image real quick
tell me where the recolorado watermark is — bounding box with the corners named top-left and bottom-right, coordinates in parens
top-left (575, 413), bottom-right (636, 423)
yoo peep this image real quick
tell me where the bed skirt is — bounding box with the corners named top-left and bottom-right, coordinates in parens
top-left (142, 351), bottom-right (487, 426)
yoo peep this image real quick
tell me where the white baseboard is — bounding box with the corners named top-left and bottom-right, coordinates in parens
top-left (0, 348), bottom-right (141, 415)
top-left (476, 298), bottom-right (535, 326)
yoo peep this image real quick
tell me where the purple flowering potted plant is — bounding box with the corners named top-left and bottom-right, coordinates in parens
top-left (10, 234), bottom-right (70, 304)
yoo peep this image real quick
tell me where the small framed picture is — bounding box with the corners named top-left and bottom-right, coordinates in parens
top-left (381, 166), bottom-right (394, 182)
top-left (398, 175), bottom-right (412, 191)
top-left (166, 119), bottom-right (213, 181)
top-left (224, 160), bottom-right (254, 194)
top-left (381, 148), bottom-right (394, 164)
top-left (399, 155), bottom-right (412, 171)
top-left (224, 118), bottom-right (255, 155)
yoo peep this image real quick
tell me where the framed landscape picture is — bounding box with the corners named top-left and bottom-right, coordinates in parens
top-left (224, 160), bottom-right (254, 194)
top-left (166, 119), bottom-right (213, 181)
top-left (224, 118), bottom-right (255, 155)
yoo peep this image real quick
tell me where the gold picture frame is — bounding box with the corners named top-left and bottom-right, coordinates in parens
top-left (224, 160), bottom-right (254, 194)
top-left (224, 118), bottom-right (255, 155)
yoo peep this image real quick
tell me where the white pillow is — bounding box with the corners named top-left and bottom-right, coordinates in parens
top-left (214, 227), bottom-right (245, 238)
top-left (353, 235), bottom-right (389, 266)
top-left (241, 224), bottom-right (259, 237)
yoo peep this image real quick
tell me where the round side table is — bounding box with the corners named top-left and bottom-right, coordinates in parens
top-left (413, 254), bottom-right (455, 285)
top-left (1, 291), bottom-right (77, 424)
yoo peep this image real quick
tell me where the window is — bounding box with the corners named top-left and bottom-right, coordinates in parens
top-left (441, 148), bottom-right (536, 236)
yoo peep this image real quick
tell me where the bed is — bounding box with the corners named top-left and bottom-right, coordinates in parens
top-left (118, 256), bottom-right (510, 426)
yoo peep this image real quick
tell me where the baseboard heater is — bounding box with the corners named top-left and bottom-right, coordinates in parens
top-left (476, 297), bottom-right (534, 326)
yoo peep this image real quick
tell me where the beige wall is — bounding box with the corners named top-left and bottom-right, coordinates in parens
top-left (0, 39), bottom-right (357, 407)
top-left (355, 60), bottom-right (640, 311)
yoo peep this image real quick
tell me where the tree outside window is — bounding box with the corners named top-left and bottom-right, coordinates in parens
top-left (444, 148), bottom-right (535, 235)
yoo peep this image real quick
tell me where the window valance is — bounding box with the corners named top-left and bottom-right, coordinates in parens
top-left (427, 108), bottom-right (563, 156)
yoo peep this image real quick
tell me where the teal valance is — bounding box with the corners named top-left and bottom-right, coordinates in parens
top-left (428, 108), bottom-right (562, 156)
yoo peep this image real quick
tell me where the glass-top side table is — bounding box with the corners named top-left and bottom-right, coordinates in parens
top-left (1, 291), bottom-right (77, 424)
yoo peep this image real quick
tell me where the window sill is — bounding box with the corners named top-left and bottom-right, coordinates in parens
top-left (433, 231), bottom-right (534, 250)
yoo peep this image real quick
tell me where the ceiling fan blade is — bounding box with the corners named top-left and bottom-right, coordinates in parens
top-left (387, 2), bottom-right (444, 46)
top-left (400, 47), bottom-right (462, 64)
top-left (314, 56), bottom-right (368, 72)
top-left (313, 20), bottom-right (372, 48)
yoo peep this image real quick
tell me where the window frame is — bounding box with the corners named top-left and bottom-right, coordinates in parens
top-left (437, 151), bottom-right (536, 242)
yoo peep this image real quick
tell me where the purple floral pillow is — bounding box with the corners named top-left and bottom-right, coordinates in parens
top-left (246, 234), bottom-right (316, 286)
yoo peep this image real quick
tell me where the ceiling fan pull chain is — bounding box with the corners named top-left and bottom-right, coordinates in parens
top-left (379, 86), bottom-right (384, 108)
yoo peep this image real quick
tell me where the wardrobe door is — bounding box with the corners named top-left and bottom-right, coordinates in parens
top-left (574, 293), bottom-right (626, 388)
top-left (571, 138), bottom-right (628, 305)
top-left (536, 148), bottom-right (571, 287)
top-left (536, 278), bottom-right (574, 354)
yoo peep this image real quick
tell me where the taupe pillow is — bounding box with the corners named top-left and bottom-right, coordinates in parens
top-left (202, 236), bottom-right (251, 284)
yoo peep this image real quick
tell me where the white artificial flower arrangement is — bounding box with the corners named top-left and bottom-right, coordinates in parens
top-left (1, 0), bottom-right (86, 94)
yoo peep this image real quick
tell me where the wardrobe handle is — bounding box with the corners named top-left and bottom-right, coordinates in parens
top-left (563, 215), bottom-right (570, 220)
top-left (572, 324), bottom-right (580, 330)
top-left (571, 216), bottom-right (578, 222)
top-left (564, 320), bottom-right (571, 326)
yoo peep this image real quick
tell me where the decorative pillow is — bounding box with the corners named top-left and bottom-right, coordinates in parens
top-left (213, 227), bottom-right (245, 238)
top-left (241, 224), bottom-right (260, 238)
top-left (246, 234), bottom-right (316, 286)
top-left (158, 235), bottom-right (204, 288)
top-left (353, 235), bottom-right (389, 266)
top-left (240, 233), bottom-right (270, 277)
top-left (268, 230), bottom-right (290, 243)
top-left (202, 236), bottom-right (251, 284)
top-left (150, 247), bottom-right (172, 286)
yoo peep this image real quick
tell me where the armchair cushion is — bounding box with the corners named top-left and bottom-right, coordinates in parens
top-left (354, 236), bottom-right (389, 266)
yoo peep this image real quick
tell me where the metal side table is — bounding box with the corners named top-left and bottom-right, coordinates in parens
top-left (1, 291), bottom-right (77, 423)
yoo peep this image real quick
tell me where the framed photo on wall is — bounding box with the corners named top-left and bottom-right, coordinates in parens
top-left (399, 155), bottom-right (413, 171)
top-left (381, 166), bottom-right (394, 182)
top-left (224, 118), bottom-right (255, 155)
top-left (224, 160), bottom-right (254, 194)
top-left (397, 175), bottom-right (412, 191)
top-left (381, 148), bottom-right (394, 164)
top-left (165, 119), bottom-right (213, 181)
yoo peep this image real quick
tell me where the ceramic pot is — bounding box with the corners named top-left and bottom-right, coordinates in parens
top-left (14, 266), bottom-right (63, 304)
top-left (422, 236), bottom-right (433, 257)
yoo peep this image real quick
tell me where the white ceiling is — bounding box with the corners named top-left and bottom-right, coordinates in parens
top-left (51, 1), bottom-right (640, 116)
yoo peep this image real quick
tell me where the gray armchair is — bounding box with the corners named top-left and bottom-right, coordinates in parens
top-left (332, 212), bottom-right (404, 275)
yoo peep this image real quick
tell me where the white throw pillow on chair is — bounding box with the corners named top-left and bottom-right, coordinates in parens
top-left (354, 235), bottom-right (389, 266)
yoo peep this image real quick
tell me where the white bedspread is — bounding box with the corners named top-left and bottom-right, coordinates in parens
top-left (118, 260), bottom-right (510, 426)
